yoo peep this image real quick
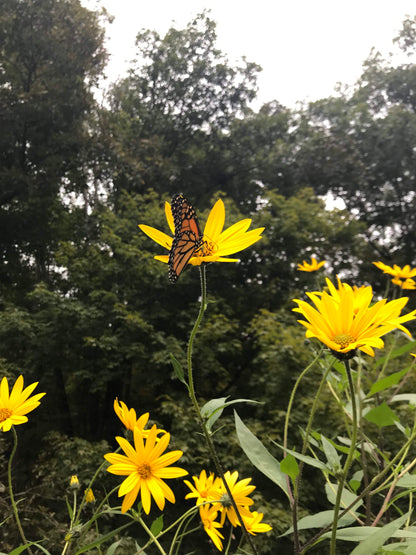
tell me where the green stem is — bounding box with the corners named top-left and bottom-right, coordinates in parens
top-left (329, 359), bottom-right (358, 555)
top-left (8, 426), bottom-right (34, 555)
top-left (186, 265), bottom-right (258, 555)
top-left (291, 355), bottom-right (332, 554)
top-left (301, 418), bottom-right (416, 552)
top-left (138, 517), bottom-right (167, 555)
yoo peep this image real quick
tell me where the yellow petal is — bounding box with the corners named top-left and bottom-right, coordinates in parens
top-left (138, 224), bottom-right (172, 250)
top-left (203, 199), bottom-right (225, 242)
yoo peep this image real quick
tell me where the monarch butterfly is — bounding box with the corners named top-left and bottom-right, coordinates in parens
top-left (168, 194), bottom-right (204, 283)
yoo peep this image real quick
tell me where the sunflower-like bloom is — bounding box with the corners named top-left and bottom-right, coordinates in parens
top-left (297, 256), bottom-right (326, 272)
top-left (114, 398), bottom-right (149, 432)
top-left (184, 470), bottom-right (223, 506)
top-left (104, 424), bottom-right (187, 513)
top-left (214, 470), bottom-right (256, 527)
top-left (0, 375), bottom-right (45, 432)
top-left (392, 277), bottom-right (416, 290)
top-left (293, 277), bottom-right (416, 357)
top-left (139, 198), bottom-right (264, 267)
top-left (199, 504), bottom-right (224, 551)
top-left (373, 261), bottom-right (416, 280)
top-left (239, 510), bottom-right (272, 535)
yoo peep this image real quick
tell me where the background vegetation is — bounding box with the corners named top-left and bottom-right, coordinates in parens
top-left (1, 1), bottom-right (416, 552)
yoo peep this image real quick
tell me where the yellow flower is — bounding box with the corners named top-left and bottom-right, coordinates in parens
top-left (373, 261), bottom-right (416, 280)
top-left (297, 256), bottom-right (326, 272)
top-left (0, 375), bottom-right (45, 432)
top-left (114, 398), bottom-right (149, 432)
top-left (214, 470), bottom-right (255, 527)
top-left (104, 424), bottom-right (187, 514)
top-left (239, 510), bottom-right (272, 535)
top-left (199, 504), bottom-right (224, 551)
top-left (139, 198), bottom-right (264, 268)
top-left (70, 475), bottom-right (80, 489)
top-left (392, 277), bottom-right (416, 290)
top-left (293, 277), bottom-right (416, 357)
top-left (184, 470), bottom-right (223, 505)
top-left (84, 488), bottom-right (95, 504)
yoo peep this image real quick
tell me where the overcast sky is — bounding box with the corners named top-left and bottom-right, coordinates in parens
top-left (83, 0), bottom-right (416, 108)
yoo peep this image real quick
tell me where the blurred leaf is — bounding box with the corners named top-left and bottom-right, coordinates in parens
top-left (271, 440), bottom-right (329, 471)
top-left (364, 402), bottom-right (399, 428)
top-left (321, 434), bottom-right (342, 471)
top-left (202, 397), bottom-right (259, 432)
top-left (350, 511), bottom-right (412, 554)
top-left (150, 514), bottom-right (164, 536)
top-left (281, 509), bottom-right (356, 536)
top-left (367, 367), bottom-right (410, 397)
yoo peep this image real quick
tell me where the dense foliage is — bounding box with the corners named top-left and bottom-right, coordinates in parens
top-left (1, 2), bottom-right (416, 552)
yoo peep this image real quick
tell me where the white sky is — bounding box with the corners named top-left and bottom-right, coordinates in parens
top-left (83, 0), bottom-right (416, 108)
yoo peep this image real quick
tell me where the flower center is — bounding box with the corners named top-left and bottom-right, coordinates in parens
top-left (196, 239), bottom-right (218, 257)
top-left (137, 462), bottom-right (153, 479)
top-left (0, 408), bottom-right (12, 423)
top-left (332, 333), bottom-right (355, 350)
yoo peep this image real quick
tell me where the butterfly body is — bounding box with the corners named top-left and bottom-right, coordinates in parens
top-left (168, 194), bottom-right (204, 283)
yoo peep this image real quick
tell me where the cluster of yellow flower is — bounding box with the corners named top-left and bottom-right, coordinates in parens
top-left (293, 276), bottom-right (416, 359)
top-left (184, 469), bottom-right (271, 551)
top-left (104, 399), bottom-right (271, 550)
top-left (373, 261), bottom-right (416, 289)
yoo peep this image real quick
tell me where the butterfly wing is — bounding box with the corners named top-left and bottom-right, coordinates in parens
top-left (168, 194), bottom-right (203, 283)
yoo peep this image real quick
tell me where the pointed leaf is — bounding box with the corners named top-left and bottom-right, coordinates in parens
top-left (280, 454), bottom-right (299, 481)
top-left (367, 367), bottom-right (410, 397)
top-left (150, 514), bottom-right (163, 536)
top-left (350, 511), bottom-right (412, 554)
top-left (170, 354), bottom-right (186, 386)
top-left (271, 440), bottom-right (329, 471)
top-left (281, 509), bottom-right (356, 536)
top-left (364, 402), bottom-right (399, 428)
top-left (202, 397), bottom-right (259, 432)
top-left (321, 434), bottom-right (342, 471)
top-left (234, 411), bottom-right (289, 498)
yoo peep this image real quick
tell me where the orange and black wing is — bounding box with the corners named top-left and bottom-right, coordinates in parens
top-left (168, 194), bottom-right (203, 283)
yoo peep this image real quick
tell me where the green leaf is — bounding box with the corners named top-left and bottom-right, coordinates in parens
top-left (280, 454), bottom-right (299, 481)
top-left (321, 434), bottom-right (342, 471)
top-left (234, 411), bottom-right (289, 498)
top-left (375, 340), bottom-right (416, 368)
top-left (202, 398), bottom-right (259, 432)
top-left (170, 354), bottom-right (186, 386)
top-left (367, 367), bottom-right (410, 397)
top-left (270, 440), bottom-right (329, 471)
top-left (325, 482), bottom-right (363, 508)
top-left (150, 514), bottom-right (163, 536)
top-left (391, 394), bottom-right (416, 406)
top-left (350, 511), bottom-right (412, 554)
top-left (281, 509), bottom-right (356, 536)
top-left (364, 401), bottom-right (399, 428)
top-left (349, 470), bottom-right (364, 493)
top-left (396, 474), bottom-right (416, 488)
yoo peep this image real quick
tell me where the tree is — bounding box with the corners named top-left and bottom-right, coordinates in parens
top-left (103, 11), bottom-right (261, 204)
top-left (292, 16), bottom-right (416, 263)
top-left (0, 0), bottom-right (107, 291)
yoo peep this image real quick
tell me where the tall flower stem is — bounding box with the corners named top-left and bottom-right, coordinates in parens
top-left (185, 265), bottom-right (258, 555)
top-left (329, 359), bottom-right (358, 555)
top-left (8, 426), bottom-right (34, 555)
top-left (290, 356), bottom-right (332, 554)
